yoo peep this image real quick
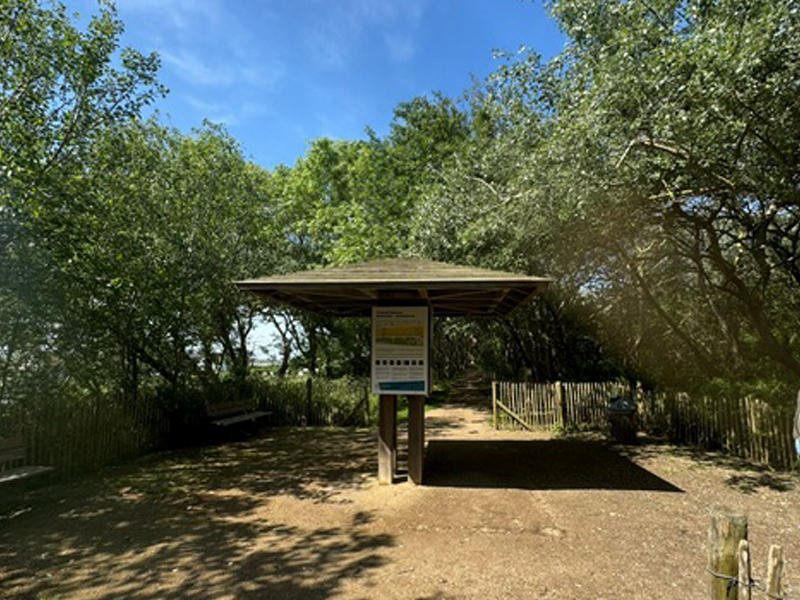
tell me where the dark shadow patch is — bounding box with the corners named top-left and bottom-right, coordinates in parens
top-left (0, 427), bottom-right (394, 599)
top-left (725, 473), bottom-right (795, 494)
top-left (619, 436), bottom-right (798, 493)
top-left (423, 439), bottom-right (683, 492)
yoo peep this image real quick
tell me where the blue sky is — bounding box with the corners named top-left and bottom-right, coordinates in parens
top-left (62, 0), bottom-right (566, 359)
top-left (67, 0), bottom-right (566, 169)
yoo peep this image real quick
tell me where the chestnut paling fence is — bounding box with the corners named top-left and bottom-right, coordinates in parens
top-left (492, 381), bottom-right (797, 470)
top-left (2, 377), bottom-right (794, 475)
top-left (252, 376), bottom-right (371, 428)
top-left (0, 377), bottom-right (371, 476)
top-left (2, 392), bottom-right (171, 475)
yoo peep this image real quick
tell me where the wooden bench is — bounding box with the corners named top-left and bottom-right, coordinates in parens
top-left (0, 434), bottom-right (53, 484)
top-left (206, 399), bottom-right (270, 428)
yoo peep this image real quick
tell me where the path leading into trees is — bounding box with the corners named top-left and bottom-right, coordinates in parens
top-left (1, 392), bottom-right (799, 599)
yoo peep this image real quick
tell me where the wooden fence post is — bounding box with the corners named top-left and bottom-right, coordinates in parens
top-left (556, 381), bottom-right (566, 428)
top-left (708, 506), bottom-right (748, 600)
top-left (305, 377), bottom-right (313, 426)
top-left (363, 380), bottom-right (370, 426)
top-left (492, 381), bottom-right (497, 430)
top-left (766, 545), bottom-right (784, 599)
top-left (737, 539), bottom-right (751, 600)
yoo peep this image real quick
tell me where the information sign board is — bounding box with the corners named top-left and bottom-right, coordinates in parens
top-left (371, 307), bottom-right (429, 395)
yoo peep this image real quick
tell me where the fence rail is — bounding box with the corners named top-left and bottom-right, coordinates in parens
top-left (492, 381), bottom-right (796, 470)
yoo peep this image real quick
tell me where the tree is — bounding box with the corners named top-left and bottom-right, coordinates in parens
top-left (543, 0), bottom-right (800, 386)
top-left (42, 120), bottom-right (284, 402)
top-left (0, 0), bottom-right (164, 409)
top-left (434, 0), bottom-right (800, 392)
top-left (0, 0), bottom-right (164, 202)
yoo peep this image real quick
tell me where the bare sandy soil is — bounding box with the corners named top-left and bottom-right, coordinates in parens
top-left (1, 401), bottom-right (798, 599)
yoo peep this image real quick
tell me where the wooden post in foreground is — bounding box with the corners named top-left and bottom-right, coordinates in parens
top-left (408, 396), bottom-right (425, 484)
top-left (737, 540), bottom-right (751, 600)
top-left (378, 395), bottom-right (397, 485)
top-left (766, 545), bottom-right (784, 599)
top-left (708, 506), bottom-right (748, 600)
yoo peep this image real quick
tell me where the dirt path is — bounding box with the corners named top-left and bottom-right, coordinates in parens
top-left (1, 402), bottom-right (799, 599)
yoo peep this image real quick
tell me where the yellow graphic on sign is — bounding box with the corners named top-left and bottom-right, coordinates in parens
top-left (375, 325), bottom-right (424, 347)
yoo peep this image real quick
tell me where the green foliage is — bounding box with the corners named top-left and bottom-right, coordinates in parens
top-left (4, 0), bottom-right (799, 456)
top-left (410, 0), bottom-right (800, 395)
top-left (539, 0), bottom-right (800, 387)
top-left (273, 137), bottom-right (410, 265)
top-left (254, 375), bottom-right (370, 427)
top-left (54, 120), bottom-right (282, 387)
top-left (0, 0), bottom-right (165, 196)
top-left (0, 0), bottom-right (165, 410)
top-left (0, 2), bottom-right (288, 423)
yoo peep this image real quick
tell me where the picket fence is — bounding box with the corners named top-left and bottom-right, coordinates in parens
top-left (252, 377), bottom-right (371, 427)
top-left (13, 393), bottom-right (171, 475)
top-left (492, 381), bottom-right (797, 470)
top-left (0, 376), bottom-right (371, 477)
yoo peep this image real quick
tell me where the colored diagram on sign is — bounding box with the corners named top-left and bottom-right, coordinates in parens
top-left (375, 324), bottom-right (425, 347)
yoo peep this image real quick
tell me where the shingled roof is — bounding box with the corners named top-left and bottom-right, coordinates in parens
top-left (236, 258), bottom-right (551, 317)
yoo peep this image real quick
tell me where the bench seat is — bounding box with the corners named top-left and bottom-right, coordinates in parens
top-left (211, 410), bottom-right (271, 427)
top-left (0, 465), bottom-right (53, 485)
top-left (1, 434), bottom-right (53, 484)
top-left (207, 398), bottom-right (271, 428)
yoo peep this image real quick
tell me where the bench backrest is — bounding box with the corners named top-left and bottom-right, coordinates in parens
top-left (0, 434), bottom-right (25, 469)
top-left (207, 399), bottom-right (255, 419)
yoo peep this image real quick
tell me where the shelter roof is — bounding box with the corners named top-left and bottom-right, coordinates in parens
top-left (236, 258), bottom-right (551, 317)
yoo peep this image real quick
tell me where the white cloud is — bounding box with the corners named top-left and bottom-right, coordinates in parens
top-left (119, 0), bottom-right (223, 32)
top-left (162, 50), bottom-right (233, 86)
top-left (184, 95), bottom-right (225, 113)
top-left (184, 95), bottom-right (270, 128)
top-left (304, 0), bottom-right (427, 68)
top-left (345, 0), bottom-right (425, 27)
top-left (304, 23), bottom-right (348, 69)
top-left (121, 0), bottom-right (284, 89)
top-left (383, 32), bottom-right (415, 62)
top-left (161, 49), bottom-right (283, 89)
top-left (240, 64), bottom-right (284, 89)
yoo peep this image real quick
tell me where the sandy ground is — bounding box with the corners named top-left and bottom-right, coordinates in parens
top-left (1, 401), bottom-right (799, 599)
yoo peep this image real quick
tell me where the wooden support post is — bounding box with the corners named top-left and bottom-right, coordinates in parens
top-left (708, 506), bottom-right (748, 600)
top-left (408, 396), bottom-right (425, 484)
top-left (766, 545), bottom-right (784, 599)
top-left (378, 394), bottom-right (397, 485)
top-left (392, 397), bottom-right (397, 475)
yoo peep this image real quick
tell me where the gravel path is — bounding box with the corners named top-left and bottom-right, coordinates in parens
top-left (1, 402), bottom-right (798, 599)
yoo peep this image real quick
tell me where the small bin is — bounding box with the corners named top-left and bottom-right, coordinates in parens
top-left (606, 396), bottom-right (638, 444)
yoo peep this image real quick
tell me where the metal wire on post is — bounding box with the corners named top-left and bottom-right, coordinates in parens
top-left (706, 567), bottom-right (793, 600)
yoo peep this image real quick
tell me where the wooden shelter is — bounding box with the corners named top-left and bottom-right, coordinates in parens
top-left (236, 257), bottom-right (551, 484)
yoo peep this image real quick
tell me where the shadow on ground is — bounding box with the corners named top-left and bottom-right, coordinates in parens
top-left (0, 427), bottom-right (394, 599)
top-left (423, 439), bottom-right (683, 492)
top-left (618, 437), bottom-right (797, 494)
